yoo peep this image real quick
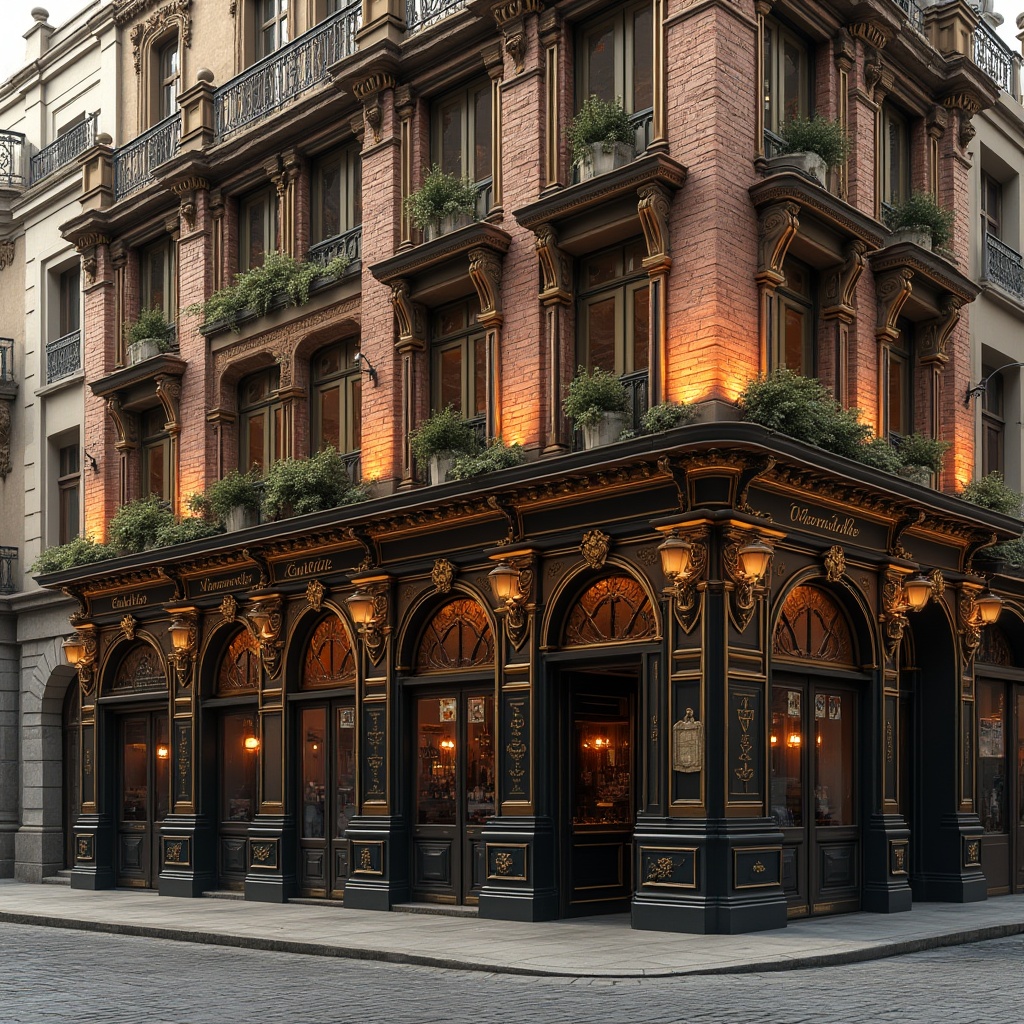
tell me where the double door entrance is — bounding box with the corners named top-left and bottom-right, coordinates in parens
top-left (116, 710), bottom-right (169, 888)
top-left (770, 677), bottom-right (860, 917)
top-left (297, 701), bottom-right (357, 897)
top-left (411, 688), bottom-right (495, 904)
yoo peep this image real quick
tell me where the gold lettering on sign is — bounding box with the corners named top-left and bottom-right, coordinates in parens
top-left (199, 571), bottom-right (254, 593)
top-left (113, 593), bottom-right (148, 609)
top-left (789, 504), bottom-right (860, 538)
top-left (284, 558), bottom-right (333, 579)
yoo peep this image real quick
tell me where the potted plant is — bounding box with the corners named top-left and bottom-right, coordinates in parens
top-left (405, 164), bottom-right (478, 241)
top-left (450, 438), bottom-right (526, 480)
top-left (640, 401), bottom-right (697, 434)
top-left (564, 366), bottom-right (630, 449)
top-left (768, 115), bottom-right (848, 184)
top-left (409, 406), bottom-right (482, 484)
top-left (207, 468), bottom-right (263, 532)
top-left (885, 191), bottom-right (954, 251)
top-left (566, 95), bottom-right (635, 181)
top-left (895, 432), bottom-right (950, 485)
top-left (124, 306), bottom-right (174, 365)
top-left (261, 447), bottom-right (368, 521)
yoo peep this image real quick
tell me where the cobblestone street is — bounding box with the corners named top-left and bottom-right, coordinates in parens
top-left (2, 921), bottom-right (1021, 1024)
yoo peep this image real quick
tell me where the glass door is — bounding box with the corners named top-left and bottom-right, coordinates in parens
top-left (411, 690), bottom-right (495, 904)
top-left (217, 711), bottom-right (259, 889)
top-left (1016, 689), bottom-right (1024, 892)
top-left (977, 678), bottom-right (1010, 894)
top-left (116, 711), bottom-right (169, 888)
top-left (297, 702), bottom-right (356, 897)
top-left (771, 679), bottom-right (859, 916)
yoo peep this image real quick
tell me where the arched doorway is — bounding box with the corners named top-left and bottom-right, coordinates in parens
top-left (407, 595), bottom-right (496, 906)
top-left (770, 583), bottom-right (863, 918)
top-left (557, 572), bottom-right (657, 916)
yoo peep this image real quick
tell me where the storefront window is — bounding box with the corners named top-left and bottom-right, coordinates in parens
top-left (417, 697), bottom-right (457, 825)
top-left (335, 707), bottom-right (356, 839)
top-left (813, 692), bottom-right (854, 827)
top-left (221, 712), bottom-right (259, 822)
top-left (770, 687), bottom-right (803, 828)
top-left (573, 716), bottom-right (631, 825)
top-left (978, 680), bottom-right (1007, 834)
top-left (465, 695), bottom-right (494, 824)
top-left (302, 707), bottom-right (327, 839)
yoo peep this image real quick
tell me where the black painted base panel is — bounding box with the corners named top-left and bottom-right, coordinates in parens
top-left (343, 879), bottom-right (406, 911)
top-left (861, 881), bottom-right (913, 913)
top-left (631, 892), bottom-right (789, 934)
top-left (70, 865), bottom-right (115, 890)
top-left (910, 871), bottom-right (988, 904)
top-left (477, 888), bottom-right (560, 922)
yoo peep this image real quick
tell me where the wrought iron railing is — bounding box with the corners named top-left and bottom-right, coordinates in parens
top-left (308, 225), bottom-right (362, 266)
top-left (881, 200), bottom-right (897, 229)
top-left (974, 19), bottom-right (1018, 97)
top-left (0, 338), bottom-right (13, 383)
top-left (341, 450), bottom-right (361, 483)
top-left (45, 330), bottom-right (82, 385)
top-left (622, 369), bottom-right (649, 432)
top-left (983, 232), bottom-right (1024, 300)
top-left (763, 128), bottom-right (786, 159)
top-left (30, 115), bottom-right (97, 185)
top-left (0, 130), bottom-right (26, 187)
top-left (0, 546), bottom-right (17, 594)
top-left (113, 112), bottom-right (181, 200)
top-left (890, 0), bottom-right (924, 32)
top-left (406, 0), bottom-right (469, 32)
top-left (630, 107), bottom-right (654, 155)
top-left (467, 416), bottom-right (488, 445)
top-left (215, 3), bottom-right (361, 140)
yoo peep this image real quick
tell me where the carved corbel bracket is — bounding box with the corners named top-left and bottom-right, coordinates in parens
top-left (468, 247), bottom-right (503, 323)
top-left (247, 594), bottom-right (284, 679)
top-left (74, 232), bottom-right (110, 286)
top-left (505, 553), bottom-right (534, 650)
top-left (887, 509), bottom-right (924, 561)
top-left (638, 183), bottom-right (672, 272)
top-left (492, 0), bottom-right (542, 75)
top-left (958, 587), bottom-right (983, 665)
top-left (353, 72), bottom-right (397, 144)
top-left (167, 606), bottom-right (198, 689)
top-left (155, 374), bottom-right (183, 433)
top-left (347, 525), bottom-right (380, 572)
top-left (242, 547), bottom-right (272, 590)
top-left (918, 294), bottom-right (963, 365)
top-left (106, 397), bottom-right (139, 450)
top-left (391, 280), bottom-right (427, 350)
top-left (656, 455), bottom-right (689, 513)
top-left (722, 529), bottom-right (774, 633)
top-left (822, 241), bottom-right (867, 321)
top-left (487, 493), bottom-right (524, 545)
top-left (848, 21), bottom-right (891, 51)
top-left (757, 203), bottom-right (800, 285)
top-left (534, 223), bottom-right (571, 303)
top-left (881, 570), bottom-right (909, 663)
top-left (964, 530), bottom-right (997, 574)
top-left (875, 267), bottom-right (914, 343)
top-left (171, 175), bottom-right (210, 231)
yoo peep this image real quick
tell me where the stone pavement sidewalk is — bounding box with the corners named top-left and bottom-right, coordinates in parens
top-left (1, 878), bottom-right (1022, 978)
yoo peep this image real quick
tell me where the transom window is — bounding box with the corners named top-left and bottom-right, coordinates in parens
top-left (432, 299), bottom-right (486, 424)
top-left (217, 629), bottom-right (261, 696)
top-left (881, 104), bottom-right (911, 214)
top-left (763, 18), bottom-right (809, 136)
top-left (312, 339), bottom-right (361, 456)
top-left (577, 240), bottom-right (649, 378)
top-left (773, 257), bottom-right (814, 376)
top-left (772, 586), bottom-right (853, 664)
top-left (141, 407), bottom-right (172, 503)
top-left (416, 598), bottom-right (494, 673)
top-left (302, 616), bottom-right (356, 689)
top-left (563, 575), bottom-right (656, 646)
top-left (312, 147), bottom-right (361, 246)
top-left (239, 366), bottom-right (283, 473)
top-left (156, 37), bottom-right (180, 122)
top-left (257, 0), bottom-right (289, 59)
top-left (577, 1), bottom-right (653, 120)
top-left (239, 189), bottom-right (277, 272)
top-left (432, 81), bottom-right (492, 214)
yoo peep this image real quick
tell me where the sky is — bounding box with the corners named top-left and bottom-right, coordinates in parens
top-left (0, 0), bottom-right (1022, 95)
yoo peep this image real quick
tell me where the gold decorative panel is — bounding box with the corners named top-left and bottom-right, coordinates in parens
top-left (773, 586), bottom-right (853, 664)
top-left (415, 598), bottom-right (493, 672)
top-left (216, 629), bottom-right (260, 696)
top-left (110, 644), bottom-right (167, 693)
top-left (563, 576), bottom-right (656, 647)
top-left (302, 616), bottom-right (355, 690)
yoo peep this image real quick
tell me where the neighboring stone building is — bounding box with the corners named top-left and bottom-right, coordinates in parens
top-left (0, 3), bottom-right (117, 883)
top-left (11, 0), bottom-right (1024, 933)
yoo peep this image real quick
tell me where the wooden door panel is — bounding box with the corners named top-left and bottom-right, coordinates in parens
top-left (414, 839), bottom-right (453, 888)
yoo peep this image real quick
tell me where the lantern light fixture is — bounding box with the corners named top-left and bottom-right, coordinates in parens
top-left (156, 744), bottom-right (170, 759)
top-left (346, 589), bottom-right (377, 625)
top-left (170, 619), bottom-right (193, 652)
top-left (658, 532), bottom-right (694, 582)
top-left (62, 634), bottom-right (86, 668)
top-left (244, 735), bottom-right (260, 752)
top-left (901, 574), bottom-right (934, 614)
top-left (974, 590), bottom-right (1003, 626)
top-left (737, 539), bottom-right (773, 583)
top-left (488, 562), bottom-right (522, 604)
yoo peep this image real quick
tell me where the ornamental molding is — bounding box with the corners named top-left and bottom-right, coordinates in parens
top-left (0, 240), bottom-right (14, 272)
top-left (431, 558), bottom-right (456, 594)
top-left (580, 529), bottom-right (611, 570)
top-left (824, 545), bottom-right (846, 583)
top-left (125, 0), bottom-right (193, 75)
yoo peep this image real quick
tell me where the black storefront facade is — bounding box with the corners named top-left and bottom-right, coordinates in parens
top-left (46, 424), bottom-right (1024, 934)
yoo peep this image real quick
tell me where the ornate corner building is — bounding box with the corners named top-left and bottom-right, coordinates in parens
top-left (3, 0), bottom-right (1024, 934)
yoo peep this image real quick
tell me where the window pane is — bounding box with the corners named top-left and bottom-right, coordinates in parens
top-left (631, 285), bottom-right (649, 372)
top-left (473, 88), bottom-right (492, 181)
top-left (586, 26), bottom-right (616, 103)
top-left (121, 718), bottom-right (148, 821)
top-left (301, 707), bottom-right (327, 839)
top-left (586, 296), bottom-right (618, 372)
top-left (439, 346), bottom-right (462, 412)
top-left (60, 267), bottom-right (80, 335)
top-left (770, 686), bottom-right (803, 828)
top-left (472, 336), bottom-right (487, 417)
top-left (814, 692), bottom-right (855, 827)
top-left (437, 305), bottom-right (466, 336)
top-left (440, 99), bottom-right (463, 177)
top-left (632, 5), bottom-right (653, 111)
top-left (978, 681), bottom-right (1007, 834)
top-left (350, 378), bottom-right (362, 452)
top-left (222, 712), bottom-right (258, 822)
top-left (784, 306), bottom-right (807, 374)
top-left (154, 714), bottom-right (169, 823)
top-left (247, 412), bottom-right (266, 471)
top-left (782, 38), bottom-right (804, 123)
top-left (888, 353), bottom-right (908, 435)
top-left (573, 714), bottom-right (632, 825)
top-left (416, 697), bottom-right (456, 825)
top-left (318, 159), bottom-right (342, 242)
top-left (465, 695), bottom-right (495, 824)
top-left (584, 250), bottom-right (620, 289)
top-left (146, 442), bottom-right (165, 499)
top-left (319, 385), bottom-right (341, 451)
top-left (763, 25), bottom-right (774, 127)
top-left (273, 406), bottom-right (283, 462)
top-left (336, 707), bottom-right (356, 839)
top-left (145, 247), bottom-right (166, 314)
top-left (248, 200), bottom-right (267, 269)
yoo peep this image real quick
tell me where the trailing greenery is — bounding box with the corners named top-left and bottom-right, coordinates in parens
top-left (895, 432), bottom-right (950, 475)
top-left (404, 164), bottom-right (478, 230)
top-left (207, 468), bottom-right (263, 518)
top-left (108, 494), bottom-right (175, 554)
top-left (987, 537), bottom-right (1024, 569)
top-left (959, 472), bottom-right (1024, 518)
top-left (450, 439), bottom-right (526, 480)
top-left (154, 516), bottom-right (224, 547)
top-left (261, 447), bottom-right (368, 521)
top-left (858, 436), bottom-right (905, 474)
top-left (640, 401), bottom-right (697, 434)
top-left (188, 251), bottom-right (349, 330)
top-left (409, 406), bottom-right (482, 463)
top-left (885, 191), bottom-right (954, 249)
top-left (779, 115), bottom-right (849, 169)
top-left (32, 535), bottom-right (114, 574)
top-left (566, 95), bottom-right (635, 165)
top-left (124, 306), bottom-right (174, 349)
top-left (564, 366), bottom-right (630, 430)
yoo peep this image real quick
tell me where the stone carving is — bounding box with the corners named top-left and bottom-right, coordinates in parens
top-left (824, 545), bottom-right (846, 583)
top-left (431, 558), bottom-right (456, 594)
top-left (672, 708), bottom-right (704, 773)
top-left (0, 240), bottom-right (14, 271)
top-left (126, 0), bottom-right (193, 74)
top-left (580, 528), bottom-right (611, 569)
top-left (305, 579), bottom-right (325, 612)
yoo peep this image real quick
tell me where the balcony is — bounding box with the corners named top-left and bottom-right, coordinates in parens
top-left (113, 112), bottom-right (181, 200)
top-left (974, 19), bottom-right (1019, 98)
top-left (214, 2), bottom-right (361, 140)
top-left (308, 224), bottom-right (362, 267)
top-left (983, 232), bottom-right (1024, 302)
top-left (891, 0), bottom-right (924, 32)
top-left (0, 546), bottom-right (17, 594)
top-left (30, 115), bottom-right (97, 186)
top-left (406, 0), bottom-right (469, 33)
top-left (0, 131), bottom-right (26, 188)
top-left (45, 330), bottom-right (82, 385)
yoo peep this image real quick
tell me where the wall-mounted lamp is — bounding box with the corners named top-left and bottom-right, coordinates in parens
top-left (657, 532), bottom-right (694, 583)
top-left (488, 561), bottom-right (530, 646)
top-left (243, 734), bottom-right (260, 752)
top-left (354, 351), bottom-right (378, 386)
top-left (346, 589), bottom-right (377, 624)
top-left (965, 361), bottom-right (1024, 406)
top-left (167, 608), bottom-right (198, 689)
top-left (83, 448), bottom-right (99, 473)
top-left (62, 633), bottom-right (87, 667)
top-left (736, 539), bottom-right (774, 584)
top-left (345, 578), bottom-right (390, 665)
top-left (156, 744), bottom-right (170, 759)
top-left (970, 590), bottom-right (1003, 626)
top-left (487, 562), bottom-right (522, 604)
top-left (900, 574), bottom-right (935, 614)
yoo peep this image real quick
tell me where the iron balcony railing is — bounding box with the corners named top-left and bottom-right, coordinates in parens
top-left (30, 114), bottom-right (97, 185)
top-left (0, 338), bottom-right (13, 383)
top-left (215, 2), bottom-right (361, 140)
top-left (974, 19), bottom-right (1018, 97)
top-left (630, 107), bottom-right (654, 155)
top-left (0, 130), bottom-right (26, 187)
top-left (891, 0), bottom-right (924, 32)
top-left (341, 450), bottom-right (361, 483)
top-left (983, 231), bottom-right (1024, 301)
top-left (0, 546), bottom-right (17, 594)
top-left (308, 224), bottom-right (362, 266)
top-left (763, 128), bottom-right (786, 159)
top-left (45, 329), bottom-right (82, 385)
top-left (113, 112), bottom-right (181, 200)
top-left (571, 370), bottom-right (649, 451)
top-left (406, 0), bottom-right (469, 32)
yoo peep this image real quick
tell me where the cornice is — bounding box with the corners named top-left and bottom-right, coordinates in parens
top-left (868, 240), bottom-right (980, 303)
top-left (89, 353), bottom-right (187, 400)
top-left (370, 221), bottom-right (511, 285)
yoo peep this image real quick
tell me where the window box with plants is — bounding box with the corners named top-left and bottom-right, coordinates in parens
top-left (405, 164), bottom-right (479, 242)
top-left (206, 468), bottom-right (263, 532)
top-left (565, 366), bottom-right (630, 449)
top-left (125, 307), bottom-right (175, 365)
top-left (766, 115), bottom-right (848, 186)
top-left (885, 192), bottom-right (954, 252)
top-left (894, 432), bottom-right (949, 486)
top-left (409, 406), bottom-right (483, 485)
top-left (566, 96), bottom-right (636, 182)
top-left (261, 447), bottom-right (368, 521)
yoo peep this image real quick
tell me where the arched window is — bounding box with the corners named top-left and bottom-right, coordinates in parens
top-left (216, 629), bottom-right (261, 696)
top-left (156, 37), bottom-right (180, 122)
top-left (415, 598), bottom-right (493, 672)
top-left (563, 575), bottom-right (656, 646)
top-left (111, 643), bottom-right (167, 694)
top-left (302, 616), bottom-right (355, 689)
top-left (311, 339), bottom-right (361, 459)
top-left (773, 585), bottom-right (854, 664)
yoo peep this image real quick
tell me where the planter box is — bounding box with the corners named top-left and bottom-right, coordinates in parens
top-left (891, 227), bottom-right (933, 250)
top-left (898, 465), bottom-right (933, 487)
top-left (765, 150), bottom-right (828, 185)
top-left (127, 337), bottom-right (165, 365)
top-left (582, 411), bottom-right (628, 450)
top-left (224, 505), bottom-right (260, 532)
top-left (429, 455), bottom-right (455, 485)
top-left (423, 212), bottom-right (474, 242)
top-left (577, 141), bottom-right (635, 182)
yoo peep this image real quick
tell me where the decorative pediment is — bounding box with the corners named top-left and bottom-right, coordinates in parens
top-left (122, 0), bottom-right (193, 75)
